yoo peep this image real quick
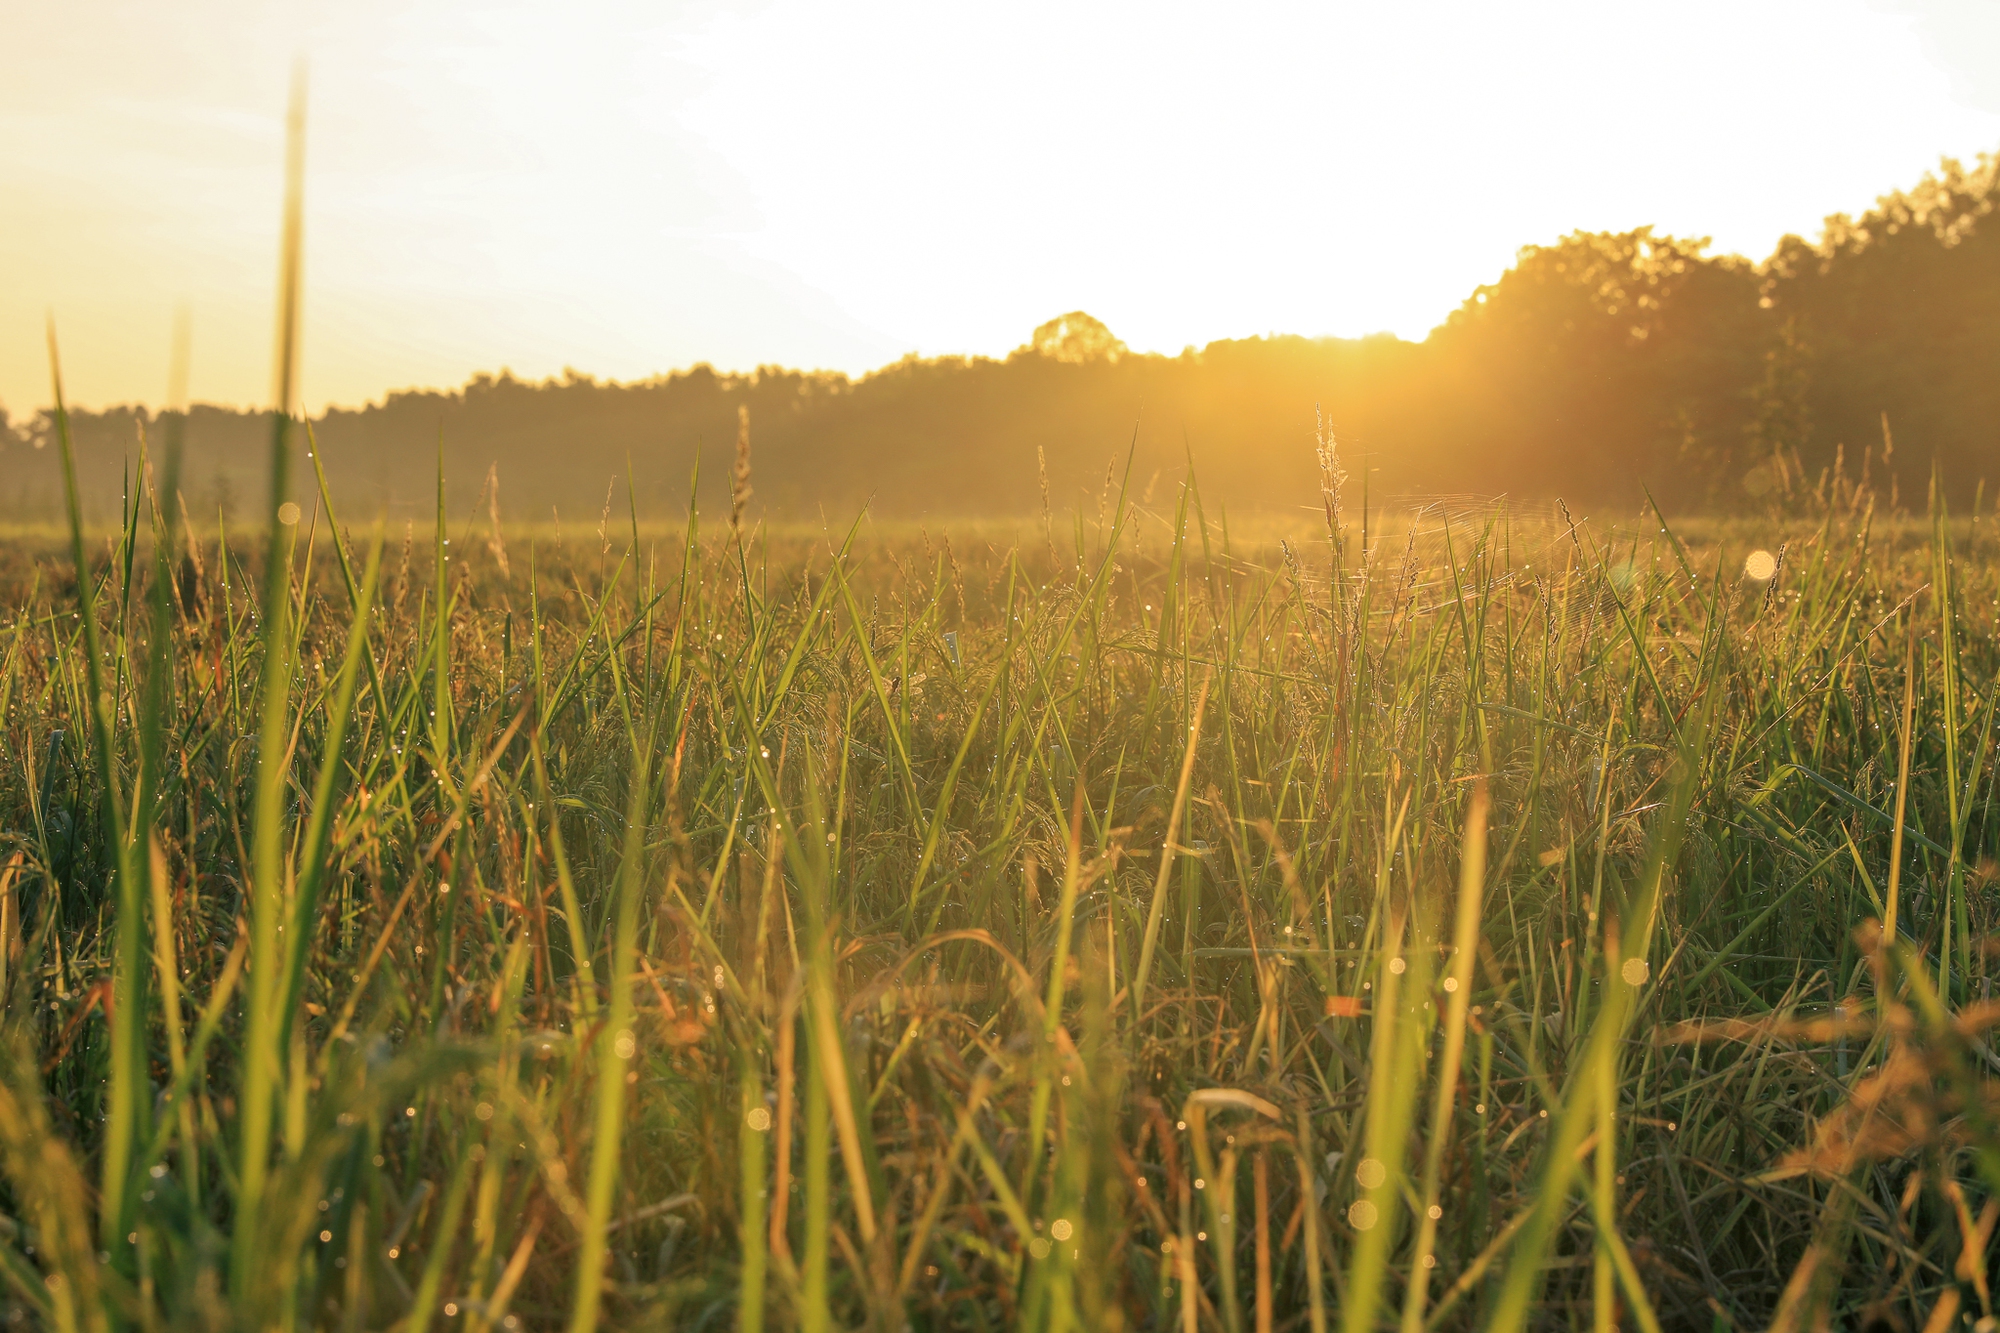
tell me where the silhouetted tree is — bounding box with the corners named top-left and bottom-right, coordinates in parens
top-left (1419, 228), bottom-right (1769, 507)
top-left (1762, 152), bottom-right (2000, 495)
top-left (1021, 312), bottom-right (1128, 363)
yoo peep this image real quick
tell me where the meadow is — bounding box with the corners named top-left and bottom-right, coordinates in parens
top-left (1, 397), bottom-right (1997, 1333)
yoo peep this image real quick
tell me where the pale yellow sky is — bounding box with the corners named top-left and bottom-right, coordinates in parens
top-left (5, 0), bottom-right (1999, 414)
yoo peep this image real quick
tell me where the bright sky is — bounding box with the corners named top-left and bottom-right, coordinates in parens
top-left (5, 0), bottom-right (1999, 413)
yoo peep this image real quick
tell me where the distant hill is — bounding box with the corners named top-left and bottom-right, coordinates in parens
top-left (6, 153), bottom-right (1994, 526)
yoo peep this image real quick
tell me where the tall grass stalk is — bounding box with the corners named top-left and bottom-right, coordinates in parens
top-left (231, 68), bottom-right (307, 1307)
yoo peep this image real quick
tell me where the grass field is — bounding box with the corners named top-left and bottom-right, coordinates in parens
top-left (1, 395), bottom-right (1997, 1332)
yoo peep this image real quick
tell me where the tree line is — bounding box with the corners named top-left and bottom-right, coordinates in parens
top-left (6, 152), bottom-right (1994, 524)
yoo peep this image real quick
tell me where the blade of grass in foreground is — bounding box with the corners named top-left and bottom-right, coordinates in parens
top-left (46, 325), bottom-right (146, 1264)
top-left (567, 646), bottom-right (652, 1333)
top-left (735, 843), bottom-right (775, 1333)
top-left (1399, 780), bottom-right (1488, 1331)
top-left (232, 63), bottom-right (307, 1308)
top-left (1341, 906), bottom-right (1430, 1333)
top-left (1340, 779), bottom-right (1422, 1333)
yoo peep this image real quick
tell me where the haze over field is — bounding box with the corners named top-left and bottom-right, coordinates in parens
top-left (9, 152), bottom-right (2000, 523)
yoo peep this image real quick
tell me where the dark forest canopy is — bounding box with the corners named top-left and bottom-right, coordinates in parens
top-left (6, 152), bottom-right (1996, 524)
